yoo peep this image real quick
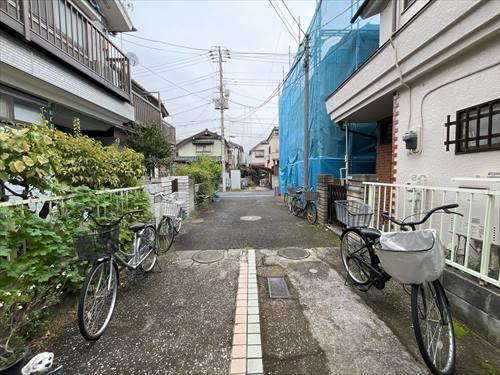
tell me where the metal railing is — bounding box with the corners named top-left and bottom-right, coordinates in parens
top-left (132, 91), bottom-right (162, 126)
top-left (363, 182), bottom-right (500, 288)
top-left (0, 0), bottom-right (130, 99)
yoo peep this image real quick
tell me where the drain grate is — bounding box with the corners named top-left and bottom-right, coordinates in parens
top-left (267, 277), bottom-right (290, 298)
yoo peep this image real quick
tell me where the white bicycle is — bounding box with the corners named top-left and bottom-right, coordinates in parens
top-left (155, 192), bottom-right (186, 252)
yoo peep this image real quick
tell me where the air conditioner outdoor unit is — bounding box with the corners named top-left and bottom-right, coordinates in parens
top-left (450, 175), bottom-right (500, 246)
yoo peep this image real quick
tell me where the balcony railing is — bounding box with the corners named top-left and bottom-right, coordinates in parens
top-left (363, 182), bottom-right (500, 288)
top-left (132, 91), bottom-right (162, 126)
top-left (0, 0), bottom-right (130, 99)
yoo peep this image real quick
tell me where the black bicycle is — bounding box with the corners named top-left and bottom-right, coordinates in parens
top-left (73, 209), bottom-right (157, 341)
top-left (289, 187), bottom-right (318, 224)
top-left (336, 201), bottom-right (462, 375)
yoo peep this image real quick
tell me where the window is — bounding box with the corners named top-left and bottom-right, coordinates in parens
top-left (254, 150), bottom-right (265, 158)
top-left (444, 99), bottom-right (500, 154)
top-left (196, 144), bottom-right (212, 153)
top-left (0, 88), bottom-right (46, 124)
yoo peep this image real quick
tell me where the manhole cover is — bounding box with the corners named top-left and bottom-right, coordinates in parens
top-left (240, 216), bottom-right (262, 221)
top-left (267, 277), bottom-right (290, 298)
top-left (191, 219), bottom-right (204, 224)
top-left (309, 268), bottom-right (318, 274)
top-left (278, 247), bottom-right (310, 260)
top-left (208, 210), bottom-right (215, 213)
top-left (192, 250), bottom-right (224, 264)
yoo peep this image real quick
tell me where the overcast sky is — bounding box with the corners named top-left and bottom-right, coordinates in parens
top-left (119, 0), bottom-right (318, 153)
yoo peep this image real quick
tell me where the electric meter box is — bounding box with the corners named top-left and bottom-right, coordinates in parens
top-left (402, 130), bottom-right (418, 150)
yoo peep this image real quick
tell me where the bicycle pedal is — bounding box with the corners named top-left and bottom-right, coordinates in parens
top-left (355, 283), bottom-right (371, 292)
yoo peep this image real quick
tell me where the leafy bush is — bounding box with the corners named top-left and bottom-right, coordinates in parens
top-left (174, 155), bottom-right (221, 206)
top-left (0, 187), bottom-right (152, 355)
top-left (0, 121), bottom-right (146, 201)
top-left (126, 122), bottom-right (172, 176)
top-left (0, 123), bottom-right (59, 200)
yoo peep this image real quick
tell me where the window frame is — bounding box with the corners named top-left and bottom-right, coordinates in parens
top-left (444, 98), bottom-right (500, 154)
top-left (402, 0), bottom-right (417, 11)
top-left (195, 144), bottom-right (212, 154)
top-left (254, 150), bottom-right (265, 158)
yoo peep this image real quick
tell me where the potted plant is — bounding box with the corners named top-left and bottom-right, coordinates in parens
top-left (0, 275), bottom-right (65, 374)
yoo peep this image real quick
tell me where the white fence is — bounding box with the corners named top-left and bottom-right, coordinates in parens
top-left (363, 182), bottom-right (500, 288)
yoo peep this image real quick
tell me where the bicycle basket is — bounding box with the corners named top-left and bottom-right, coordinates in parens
top-left (378, 229), bottom-right (445, 284)
top-left (304, 191), bottom-right (318, 202)
top-left (334, 200), bottom-right (373, 228)
top-left (164, 200), bottom-right (182, 218)
top-left (73, 227), bottom-right (120, 261)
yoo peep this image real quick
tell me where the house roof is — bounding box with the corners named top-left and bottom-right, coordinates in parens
top-left (176, 128), bottom-right (229, 149)
top-left (249, 126), bottom-right (278, 154)
top-left (132, 80), bottom-right (169, 117)
top-left (350, 0), bottom-right (389, 23)
top-left (228, 140), bottom-right (243, 151)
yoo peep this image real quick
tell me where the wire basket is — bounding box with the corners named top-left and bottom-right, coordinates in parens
top-left (164, 201), bottom-right (182, 218)
top-left (73, 227), bottom-right (120, 261)
top-left (304, 191), bottom-right (318, 202)
top-left (334, 200), bottom-right (373, 228)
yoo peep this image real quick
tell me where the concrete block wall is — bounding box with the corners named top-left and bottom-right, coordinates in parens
top-left (145, 176), bottom-right (195, 224)
top-left (443, 270), bottom-right (500, 346)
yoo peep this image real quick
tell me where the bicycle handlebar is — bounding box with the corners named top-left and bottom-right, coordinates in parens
top-left (83, 208), bottom-right (143, 228)
top-left (383, 204), bottom-right (462, 230)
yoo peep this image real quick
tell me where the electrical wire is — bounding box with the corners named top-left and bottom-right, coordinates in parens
top-left (162, 87), bottom-right (217, 102)
top-left (280, 0), bottom-right (305, 36)
top-left (267, 0), bottom-right (300, 44)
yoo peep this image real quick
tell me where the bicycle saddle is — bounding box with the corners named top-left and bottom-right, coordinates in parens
top-left (359, 227), bottom-right (382, 240)
top-left (295, 189), bottom-right (303, 194)
top-left (129, 223), bottom-right (146, 232)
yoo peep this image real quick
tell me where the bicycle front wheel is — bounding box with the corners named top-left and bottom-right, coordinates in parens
top-left (157, 216), bottom-right (174, 252)
top-left (78, 260), bottom-right (118, 341)
top-left (306, 202), bottom-right (317, 224)
top-left (138, 225), bottom-right (157, 272)
top-left (340, 229), bottom-right (371, 285)
top-left (173, 216), bottom-right (182, 234)
top-left (411, 280), bottom-right (456, 375)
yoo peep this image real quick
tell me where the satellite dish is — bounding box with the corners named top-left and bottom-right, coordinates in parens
top-left (126, 52), bottom-right (140, 66)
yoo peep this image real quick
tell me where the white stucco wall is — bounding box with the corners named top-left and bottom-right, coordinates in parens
top-left (249, 143), bottom-right (269, 166)
top-left (395, 37), bottom-right (500, 187)
top-left (0, 30), bottom-right (134, 125)
top-left (177, 139), bottom-right (230, 159)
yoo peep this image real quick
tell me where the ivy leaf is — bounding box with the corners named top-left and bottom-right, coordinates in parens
top-left (10, 160), bottom-right (26, 173)
top-left (37, 155), bottom-right (49, 165)
top-left (22, 156), bottom-right (34, 167)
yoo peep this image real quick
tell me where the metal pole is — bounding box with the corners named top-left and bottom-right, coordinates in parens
top-left (218, 46), bottom-right (227, 192)
top-left (303, 34), bottom-right (310, 190)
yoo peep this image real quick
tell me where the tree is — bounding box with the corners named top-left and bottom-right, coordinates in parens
top-left (126, 122), bottom-right (173, 176)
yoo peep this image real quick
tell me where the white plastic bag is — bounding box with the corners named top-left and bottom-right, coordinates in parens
top-left (378, 229), bottom-right (445, 284)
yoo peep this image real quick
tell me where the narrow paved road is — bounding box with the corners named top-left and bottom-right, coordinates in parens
top-left (174, 190), bottom-right (335, 251)
top-left (45, 190), bottom-right (436, 374)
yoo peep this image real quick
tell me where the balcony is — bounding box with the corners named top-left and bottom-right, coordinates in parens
top-left (132, 90), bottom-right (162, 126)
top-left (0, 0), bottom-right (130, 100)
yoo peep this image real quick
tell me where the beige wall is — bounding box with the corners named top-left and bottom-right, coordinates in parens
top-left (249, 143), bottom-right (269, 166)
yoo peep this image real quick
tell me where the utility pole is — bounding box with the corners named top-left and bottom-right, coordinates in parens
top-left (218, 46), bottom-right (226, 192)
top-left (303, 34), bottom-right (310, 190)
top-left (210, 47), bottom-right (230, 192)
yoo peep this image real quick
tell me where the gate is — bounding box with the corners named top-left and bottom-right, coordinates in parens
top-left (327, 183), bottom-right (346, 225)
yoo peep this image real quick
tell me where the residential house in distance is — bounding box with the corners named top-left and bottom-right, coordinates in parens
top-left (0, 0), bottom-right (135, 144)
top-left (249, 127), bottom-right (279, 189)
top-left (325, 0), bottom-right (500, 345)
top-left (228, 140), bottom-right (244, 169)
top-left (175, 128), bottom-right (229, 165)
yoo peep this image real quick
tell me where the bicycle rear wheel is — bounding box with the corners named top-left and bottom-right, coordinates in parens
top-left (157, 216), bottom-right (174, 252)
top-left (173, 216), bottom-right (182, 234)
top-left (411, 280), bottom-right (456, 375)
top-left (340, 229), bottom-right (371, 285)
top-left (306, 202), bottom-right (317, 224)
top-left (138, 225), bottom-right (157, 272)
top-left (78, 259), bottom-right (118, 341)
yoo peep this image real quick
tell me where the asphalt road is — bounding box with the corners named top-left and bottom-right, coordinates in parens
top-left (173, 190), bottom-right (335, 251)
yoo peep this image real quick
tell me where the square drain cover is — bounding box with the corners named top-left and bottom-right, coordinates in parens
top-left (267, 277), bottom-right (290, 298)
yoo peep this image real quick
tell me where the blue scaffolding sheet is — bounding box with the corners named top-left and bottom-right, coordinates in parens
top-left (279, 0), bottom-right (380, 192)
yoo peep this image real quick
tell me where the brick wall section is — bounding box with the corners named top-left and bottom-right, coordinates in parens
top-left (316, 174), bottom-right (334, 225)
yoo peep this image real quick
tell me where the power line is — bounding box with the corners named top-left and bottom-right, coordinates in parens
top-left (125, 33), bottom-right (210, 52)
top-left (280, 0), bottom-right (305, 36)
top-left (267, 0), bottom-right (300, 44)
top-left (162, 87), bottom-right (217, 102)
